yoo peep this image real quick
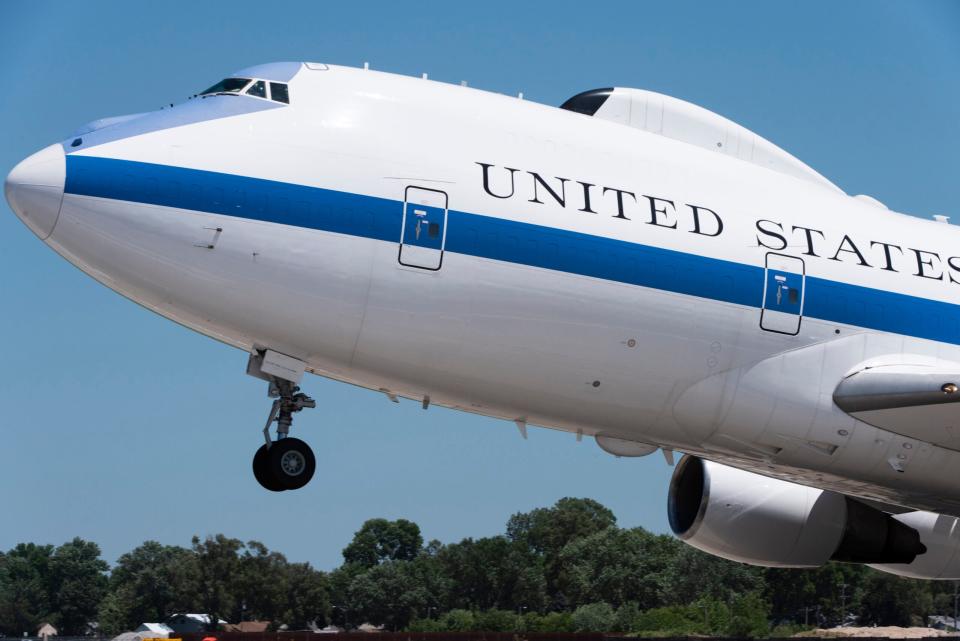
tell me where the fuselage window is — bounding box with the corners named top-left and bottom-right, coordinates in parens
top-left (246, 80), bottom-right (267, 98)
top-left (200, 77), bottom-right (251, 96)
top-left (270, 82), bottom-right (290, 104)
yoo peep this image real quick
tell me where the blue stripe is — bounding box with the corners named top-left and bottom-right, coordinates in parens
top-left (64, 155), bottom-right (960, 344)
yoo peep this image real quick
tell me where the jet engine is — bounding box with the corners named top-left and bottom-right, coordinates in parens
top-left (667, 456), bottom-right (926, 568)
top-left (870, 511), bottom-right (960, 579)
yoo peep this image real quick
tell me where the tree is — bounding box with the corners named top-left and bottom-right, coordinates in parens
top-left (506, 498), bottom-right (616, 607)
top-left (726, 592), bottom-right (771, 638)
top-left (347, 555), bottom-right (449, 630)
top-left (658, 544), bottom-right (764, 606)
top-left (437, 536), bottom-right (544, 611)
top-left (507, 498), bottom-right (616, 557)
top-left (278, 562), bottom-right (330, 630)
top-left (48, 538), bottom-right (109, 634)
top-left (192, 535), bottom-right (244, 630)
top-left (859, 572), bottom-right (932, 626)
top-left (521, 611), bottom-right (573, 632)
top-left (0, 544), bottom-right (54, 636)
top-left (571, 602), bottom-right (616, 632)
top-left (558, 527), bottom-right (678, 609)
top-left (234, 541), bottom-right (290, 623)
top-left (342, 519), bottom-right (423, 568)
top-left (472, 609), bottom-right (517, 632)
top-left (613, 602), bottom-right (642, 632)
top-left (98, 541), bottom-right (198, 634)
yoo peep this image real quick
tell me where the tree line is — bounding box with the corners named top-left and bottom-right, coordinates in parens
top-left (1, 498), bottom-right (956, 638)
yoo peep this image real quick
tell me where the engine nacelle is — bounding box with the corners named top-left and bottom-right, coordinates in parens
top-left (668, 456), bottom-right (926, 568)
top-left (871, 511), bottom-right (960, 579)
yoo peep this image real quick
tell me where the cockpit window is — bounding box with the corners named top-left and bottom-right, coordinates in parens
top-left (199, 77), bottom-right (290, 104)
top-left (270, 82), bottom-right (289, 104)
top-left (245, 80), bottom-right (267, 98)
top-left (200, 77), bottom-right (251, 96)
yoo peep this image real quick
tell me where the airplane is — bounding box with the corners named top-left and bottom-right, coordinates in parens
top-left (6, 61), bottom-right (960, 580)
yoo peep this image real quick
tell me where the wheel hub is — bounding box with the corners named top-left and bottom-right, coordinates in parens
top-left (280, 450), bottom-right (306, 476)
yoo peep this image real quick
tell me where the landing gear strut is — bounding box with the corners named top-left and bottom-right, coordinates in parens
top-left (247, 351), bottom-right (317, 492)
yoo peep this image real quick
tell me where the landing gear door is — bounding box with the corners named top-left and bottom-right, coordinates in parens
top-left (399, 186), bottom-right (448, 271)
top-left (760, 253), bottom-right (805, 335)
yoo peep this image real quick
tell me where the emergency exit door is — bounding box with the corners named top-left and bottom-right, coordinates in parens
top-left (399, 186), bottom-right (448, 270)
top-left (760, 253), bottom-right (805, 335)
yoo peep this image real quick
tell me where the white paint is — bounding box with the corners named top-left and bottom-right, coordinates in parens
top-left (7, 61), bottom-right (960, 577)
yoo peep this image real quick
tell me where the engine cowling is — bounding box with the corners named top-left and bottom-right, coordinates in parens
top-left (870, 511), bottom-right (960, 579)
top-left (668, 456), bottom-right (926, 568)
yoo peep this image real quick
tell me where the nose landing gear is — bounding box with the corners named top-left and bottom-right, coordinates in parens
top-left (247, 351), bottom-right (317, 492)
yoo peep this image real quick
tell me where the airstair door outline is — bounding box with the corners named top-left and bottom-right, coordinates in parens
top-left (760, 253), bottom-right (805, 335)
top-left (399, 186), bottom-right (448, 271)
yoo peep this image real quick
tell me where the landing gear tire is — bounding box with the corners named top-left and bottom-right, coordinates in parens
top-left (253, 444), bottom-right (285, 492)
top-left (267, 437), bottom-right (316, 491)
top-left (248, 352), bottom-right (318, 491)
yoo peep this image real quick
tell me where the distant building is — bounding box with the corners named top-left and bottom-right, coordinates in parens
top-left (223, 622), bottom-right (270, 633)
top-left (165, 615), bottom-right (229, 634)
top-left (135, 623), bottom-right (174, 637)
top-left (929, 615), bottom-right (959, 631)
top-left (37, 624), bottom-right (58, 640)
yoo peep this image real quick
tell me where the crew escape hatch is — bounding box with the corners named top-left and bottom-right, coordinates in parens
top-left (760, 253), bottom-right (805, 335)
top-left (398, 186), bottom-right (448, 270)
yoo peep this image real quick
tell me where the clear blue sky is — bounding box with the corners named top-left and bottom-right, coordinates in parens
top-left (1, 1), bottom-right (957, 571)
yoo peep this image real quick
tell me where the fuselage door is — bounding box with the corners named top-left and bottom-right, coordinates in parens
top-left (399, 186), bottom-right (448, 270)
top-left (760, 253), bottom-right (805, 335)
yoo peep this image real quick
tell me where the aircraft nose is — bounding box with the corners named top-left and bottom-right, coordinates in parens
top-left (4, 143), bottom-right (66, 240)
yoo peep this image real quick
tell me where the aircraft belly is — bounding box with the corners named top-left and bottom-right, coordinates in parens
top-left (672, 330), bottom-right (960, 512)
top-left (352, 245), bottom-right (754, 442)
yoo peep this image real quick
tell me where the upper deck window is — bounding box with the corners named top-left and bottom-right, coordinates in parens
top-left (270, 82), bottom-right (289, 104)
top-left (200, 77), bottom-right (251, 96)
top-left (560, 88), bottom-right (613, 116)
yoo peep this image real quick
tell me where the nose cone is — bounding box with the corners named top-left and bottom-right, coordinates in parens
top-left (5, 143), bottom-right (66, 240)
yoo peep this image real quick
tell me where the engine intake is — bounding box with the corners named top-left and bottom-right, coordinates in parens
top-left (668, 456), bottom-right (926, 568)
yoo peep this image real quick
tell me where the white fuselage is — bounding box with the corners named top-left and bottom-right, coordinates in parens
top-left (11, 62), bottom-right (960, 515)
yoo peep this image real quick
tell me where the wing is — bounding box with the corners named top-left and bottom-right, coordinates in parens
top-left (834, 362), bottom-right (960, 451)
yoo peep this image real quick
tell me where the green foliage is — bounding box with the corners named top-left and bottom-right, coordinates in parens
top-left (726, 592), bottom-right (771, 638)
top-left (0, 544), bottom-right (55, 636)
top-left (770, 622), bottom-right (815, 637)
top-left (613, 601), bottom-right (642, 632)
top-left (192, 534), bottom-right (243, 631)
top-left (559, 527), bottom-right (678, 609)
top-left (97, 541), bottom-right (197, 635)
top-left (659, 543), bottom-right (765, 606)
top-left (48, 538), bottom-right (110, 635)
top-left (439, 608), bottom-right (476, 631)
top-left (633, 603), bottom-right (707, 636)
top-left (571, 602), bottom-right (616, 632)
top-left (472, 609), bottom-right (518, 631)
top-left (507, 497), bottom-right (616, 609)
top-left (278, 562), bottom-right (330, 630)
top-left (342, 519), bottom-right (423, 568)
top-left (437, 535), bottom-right (544, 612)
top-left (521, 610), bottom-right (573, 632)
top-left (346, 555), bottom-right (449, 630)
top-left (859, 573), bottom-right (932, 626)
top-left (0, 497), bottom-right (953, 638)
